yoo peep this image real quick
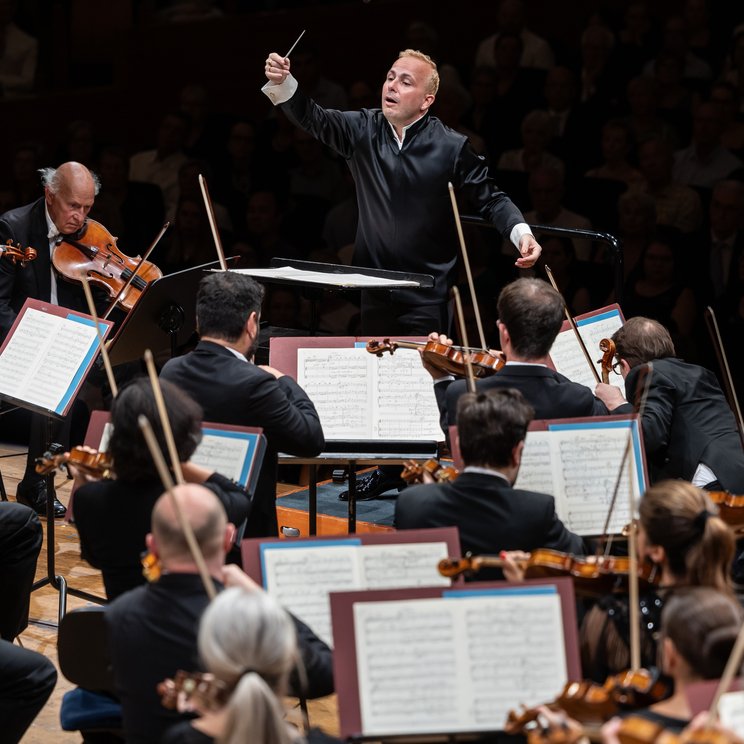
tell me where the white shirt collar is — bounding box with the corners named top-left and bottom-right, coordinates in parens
top-left (225, 346), bottom-right (248, 362)
top-left (44, 202), bottom-right (59, 240)
top-left (462, 466), bottom-right (511, 484)
top-left (504, 360), bottom-right (548, 367)
top-left (388, 113), bottom-right (426, 149)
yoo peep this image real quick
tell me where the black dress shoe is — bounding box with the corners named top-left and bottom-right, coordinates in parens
top-left (16, 479), bottom-right (67, 518)
top-left (338, 469), bottom-right (405, 501)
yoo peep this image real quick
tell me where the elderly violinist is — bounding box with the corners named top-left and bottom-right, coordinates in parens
top-left (0, 161), bottom-right (107, 517)
top-left (395, 388), bottom-right (585, 573)
top-left (594, 316), bottom-right (744, 493)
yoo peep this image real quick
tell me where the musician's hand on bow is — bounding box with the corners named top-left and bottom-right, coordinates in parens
top-left (515, 234), bottom-right (541, 269)
top-left (420, 332), bottom-right (454, 379)
top-left (265, 52), bottom-right (290, 85)
top-left (594, 382), bottom-right (628, 412)
top-left (501, 550), bottom-right (529, 583)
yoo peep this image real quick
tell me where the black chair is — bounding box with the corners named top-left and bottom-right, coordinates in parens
top-left (57, 606), bottom-right (124, 741)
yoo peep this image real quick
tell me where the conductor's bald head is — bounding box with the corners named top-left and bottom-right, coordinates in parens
top-left (151, 484), bottom-right (228, 564)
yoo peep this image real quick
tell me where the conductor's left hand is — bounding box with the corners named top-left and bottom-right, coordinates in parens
top-left (515, 234), bottom-right (541, 269)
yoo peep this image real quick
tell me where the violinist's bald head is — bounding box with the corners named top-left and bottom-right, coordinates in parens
top-left (41, 161), bottom-right (100, 197)
top-left (151, 484), bottom-right (228, 564)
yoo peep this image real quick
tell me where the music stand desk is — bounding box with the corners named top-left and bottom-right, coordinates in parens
top-left (279, 440), bottom-right (438, 535)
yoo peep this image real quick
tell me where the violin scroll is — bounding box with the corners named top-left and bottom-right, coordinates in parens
top-left (158, 670), bottom-right (229, 713)
top-left (598, 338), bottom-right (617, 385)
top-left (1, 240), bottom-right (37, 266)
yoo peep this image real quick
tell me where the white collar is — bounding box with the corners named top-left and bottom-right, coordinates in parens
top-left (388, 113), bottom-right (426, 148)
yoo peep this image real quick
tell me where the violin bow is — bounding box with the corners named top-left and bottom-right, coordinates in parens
top-left (80, 276), bottom-right (118, 398)
top-left (544, 265), bottom-right (601, 384)
top-left (705, 305), bottom-right (744, 450)
top-left (447, 182), bottom-right (488, 352)
top-left (141, 349), bottom-right (217, 600)
top-left (101, 222), bottom-right (170, 321)
top-left (451, 286), bottom-right (477, 394)
top-left (198, 175), bottom-right (228, 271)
top-left (707, 617), bottom-right (744, 725)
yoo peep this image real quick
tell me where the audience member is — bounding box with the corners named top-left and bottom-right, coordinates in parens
top-left (129, 111), bottom-right (190, 220)
top-left (585, 118), bottom-right (644, 188)
top-left (0, 0), bottom-right (37, 96)
top-left (289, 46), bottom-right (347, 110)
top-left (497, 109), bottom-right (564, 175)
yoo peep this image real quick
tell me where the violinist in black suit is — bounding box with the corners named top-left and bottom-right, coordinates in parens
top-left (429, 278), bottom-right (612, 438)
top-left (0, 162), bottom-right (105, 517)
top-left (160, 272), bottom-right (324, 538)
top-left (395, 388), bottom-right (585, 578)
top-left (595, 316), bottom-right (744, 492)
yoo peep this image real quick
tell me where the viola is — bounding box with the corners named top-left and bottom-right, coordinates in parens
top-left (35, 446), bottom-right (114, 479)
top-left (366, 338), bottom-right (504, 378)
top-left (1, 240), bottom-right (36, 266)
top-left (53, 218), bottom-right (162, 313)
top-left (158, 670), bottom-right (229, 713)
top-left (401, 458), bottom-right (459, 484)
top-left (438, 550), bottom-right (660, 598)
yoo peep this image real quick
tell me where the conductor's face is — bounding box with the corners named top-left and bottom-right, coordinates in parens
top-left (381, 56), bottom-right (435, 130)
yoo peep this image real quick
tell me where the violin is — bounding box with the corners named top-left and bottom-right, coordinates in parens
top-left (35, 446), bottom-right (114, 479)
top-left (708, 492), bottom-right (744, 534)
top-left (366, 338), bottom-right (504, 378)
top-left (438, 550), bottom-right (660, 598)
top-left (401, 458), bottom-right (459, 484)
top-left (158, 670), bottom-right (229, 713)
top-left (1, 240), bottom-right (37, 266)
top-left (617, 715), bottom-right (733, 744)
top-left (53, 218), bottom-right (162, 313)
top-left (598, 338), bottom-right (617, 385)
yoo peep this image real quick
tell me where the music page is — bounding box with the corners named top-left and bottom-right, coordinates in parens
top-left (548, 307), bottom-right (625, 395)
top-left (0, 308), bottom-right (104, 415)
top-left (353, 586), bottom-right (567, 736)
top-left (261, 540), bottom-right (449, 646)
top-left (191, 428), bottom-right (262, 488)
top-left (515, 421), bottom-right (643, 535)
top-left (297, 346), bottom-right (442, 440)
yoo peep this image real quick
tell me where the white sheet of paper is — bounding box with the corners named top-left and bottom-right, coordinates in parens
top-left (353, 590), bottom-right (567, 736)
top-left (719, 691), bottom-right (744, 736)
top-left (548, 309), bottom-right (625, 395)
top-left (224, 266), bottom-right (419, 288)
top-left (0, 308), bottom-right (101, 414)
top-left (516, 424), bottom-right (642, 535)
top-left (297, 347), bottom-right (442, 441)
top-left (262, 541), bottom-right (450, 647)
top-left (191, 433), bottom-right (251, 484)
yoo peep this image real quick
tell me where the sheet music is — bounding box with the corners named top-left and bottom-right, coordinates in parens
top-left (353, 589), bottom-right (567, 736)
top-left (191, 431), bottom-right (252, 485)
top-left (0, 308), bottom-right (101, 414)
top-left (548, 308), bottom-right (625, 395)
top-left (226, 265), bottom-right (419, 288)
top-left (516, 423), bottom-right (641, 535)
top-left (297, 347), bottom-right (442, 441)
top-left (261, 541), bottom-right (449, 647)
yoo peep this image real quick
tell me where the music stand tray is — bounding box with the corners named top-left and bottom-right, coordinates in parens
top-left (107, 257), bottom-right (236, 366)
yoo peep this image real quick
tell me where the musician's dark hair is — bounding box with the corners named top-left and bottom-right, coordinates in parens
top-left (612, 316), bottom-right (675, 368)
top-left (457, 388), bottom-right (534, 468)
top-left (196, 272), bottom-right (265, 342)
top-left (497, 278), bottom-right (564, 359)
top-left (109, 377), bottom-right (203, 482)
top-left (639, 481), bottom-right (734, 595)
top-left (661, 586), bottom-right (741, 680)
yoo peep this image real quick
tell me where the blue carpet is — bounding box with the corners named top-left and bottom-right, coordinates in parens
top-left (277, 479), bottom-right (399, 527)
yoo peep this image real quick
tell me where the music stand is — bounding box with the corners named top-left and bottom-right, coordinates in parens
top-left (107, 257), bottom-right (237, 366)
top-left (244, 258), bottom-right (435, 335)
top-left (0, 299), bottom-right (114, 623)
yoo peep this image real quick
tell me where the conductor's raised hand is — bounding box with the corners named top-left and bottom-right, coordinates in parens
top-left (515, 234), bottom-right (541, 269)
top-left (265, 52), bottom-right (290, 84)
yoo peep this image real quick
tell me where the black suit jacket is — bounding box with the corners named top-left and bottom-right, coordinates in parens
top-left (107, 574), bottom-right (334, 744)
top-left (625, 358), bottom-right (744, 491)
top-left (0, 198), bottom-right (107, 341)
top-left (395, 471), bottom-right (585, 580)
top-left (437, 364), bottom-right (610, 433)
top-left (160, 341), bottom-right (325, 537)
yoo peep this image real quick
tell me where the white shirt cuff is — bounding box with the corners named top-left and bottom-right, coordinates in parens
top-left (261, 74), bottom-right (298, 105)
top-left (433, 375), bottom-right (456, 384)
top-left (509, 222), bottom-right (533, 247)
